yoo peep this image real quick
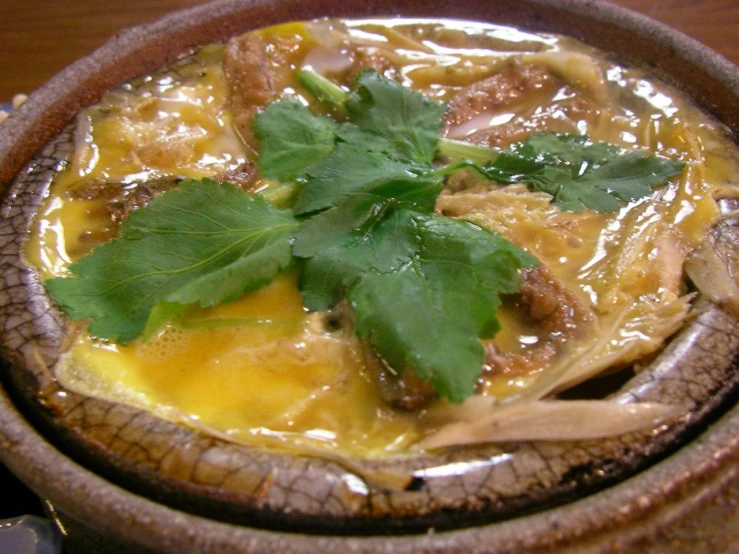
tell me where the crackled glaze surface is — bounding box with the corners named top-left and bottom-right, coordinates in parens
top-left (0, 0), bottom-right (738, 551)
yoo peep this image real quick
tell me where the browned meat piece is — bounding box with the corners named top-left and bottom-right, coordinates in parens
top-left (517, 265), bottom-right (595, 336)
top-left (483, 265), bottom-right (596, 377)
top-left (461, 91), bottom-right (596, 149)
top-left (443, 63), bottom-right (599, 149)
top-left (462, 114), bottom-right (578, 149)
top-left (362, 343), bottom-right (437, 411)
top-left (66, 176), bottom-right (182, 256)
top-left (321, 301), bottom-right (437, 411)
top-left (223, 33), bottom-right (300, 150)
top-left (212, 161), bottom-right (260, 192)
top-left (443, 64), bottom-right (557, 127)
top-left (68, 176), bottom-right (181, 223)
top-left (463, 121), bottom-right (539, 149)
top-left (484, 341), bottom-right (558, 378)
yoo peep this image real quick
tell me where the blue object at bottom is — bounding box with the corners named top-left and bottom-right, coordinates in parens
top-left (0, 516), bottom-right (62, 554)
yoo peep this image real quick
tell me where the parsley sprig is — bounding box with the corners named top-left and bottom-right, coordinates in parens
top-left (45, 69), bottom-right (684, 403)
top-left (297, 68), bottom-right (685, 213)
top-left (45, 180), bottom-right (299, 344)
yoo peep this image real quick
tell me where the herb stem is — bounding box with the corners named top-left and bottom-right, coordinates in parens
top-left (431, 160), bottom-right (484, 178)
top-left (297, 69), bottom-right (348, 112)
top-left (437, 138), bottom-right (501, 164)
top-left (297, 68), bottom-right (502, 164)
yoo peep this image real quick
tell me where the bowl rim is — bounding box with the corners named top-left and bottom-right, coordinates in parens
top-left (1, 0), bottom-right (738, 551)
top-left (1, 383), bottom-right (737, 552)
top-left (1, 0), bottom-right (737, 186)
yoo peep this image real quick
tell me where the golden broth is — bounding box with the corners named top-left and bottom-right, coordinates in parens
top-left (26, 19), bottom-right (739, 457)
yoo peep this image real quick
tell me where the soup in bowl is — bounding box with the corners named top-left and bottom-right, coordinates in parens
top-left (0, 1), bottom-right (737, 552)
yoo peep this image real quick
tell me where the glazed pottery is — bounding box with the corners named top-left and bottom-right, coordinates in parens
top-left (0, 0), bottom-right (737, 552)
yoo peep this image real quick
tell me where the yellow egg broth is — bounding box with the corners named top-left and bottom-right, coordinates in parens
top-left (27, 45), bottom-right (247, 280)
top-left (26, 19), bottom-right (738, 456)
top-left (55, 273), bottom-right (419, 456)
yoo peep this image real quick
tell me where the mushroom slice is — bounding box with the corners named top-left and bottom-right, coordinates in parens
top-left (685, 218), bottom-right (739, 317)
top-left (415, 399), bottom-right (682, 449)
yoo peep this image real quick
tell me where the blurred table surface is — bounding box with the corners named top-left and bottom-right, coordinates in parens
top-left (1, 0), bottom-right (738, 102)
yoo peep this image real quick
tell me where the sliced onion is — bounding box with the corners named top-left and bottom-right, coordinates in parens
top-left (303, 47), bottom-right (355, 75)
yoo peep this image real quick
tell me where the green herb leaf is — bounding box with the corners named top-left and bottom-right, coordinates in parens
top-left (522, 132), bottom-right (621, 166)
top-left (295, 203), bottom-right (537, 402)
top-left (294, 143), bottom-right (441, 215)
top-left (348, 213), bottom-right (537, 403)
top-left (255, 71), bottom-right (448, 216)
top-left (253, 98), bottom-right (338, 181)
top-left (477, 132), bottom-right (685, 212)
top-left (345, 70), bottom-right (446, 164)
top-left (45, 179), bottom-right (299, 342)
top-left (294, 203), bottom-right (421, 310)
top-left (577, 151), bottom-right (686, 201)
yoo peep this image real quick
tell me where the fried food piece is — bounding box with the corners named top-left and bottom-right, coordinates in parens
top-left (484, 265), bottom-right (596, 377)
top-left (223, 33), bottom-right (300, 150)
top-left (444, 64), bottom-right (556, 127)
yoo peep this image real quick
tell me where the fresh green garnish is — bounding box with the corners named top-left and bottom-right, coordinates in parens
top-left (297, 68), bottom-right (685, 213)
top-left (347, 212), bottom-right (536, 401)
top-left (253, 99), bottom-right (337, 182)
top-left (45, 179), bottom-right (299, 343)
top-left (342, 69), bottom-right (446, 164)
top-left (294, 195), bottom-right (430, 311)
top-left (257, 70), bottom-right (446, 216)
top-left (295, 143), bottom-right (441, 215)
top-left (293, 200), bottom-right (536, 401)
top-left (471, 133), bottom-right (686, 212)
top-left (46, 69), bottom-right (685, 403)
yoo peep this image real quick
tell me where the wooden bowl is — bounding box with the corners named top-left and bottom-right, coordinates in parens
top-left (0, 0), bottom-right (737, 552)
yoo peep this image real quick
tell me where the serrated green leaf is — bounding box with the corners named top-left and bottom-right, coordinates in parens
top-left (296, 203), bottom-right (536, 402)
top-left (294, 143), bottom-right (440, 215)
top-left (347, 213), bottom-right (537, 403)
top-left (476, 132), bottom-right (685, 212)
top-left (345, 70), bottom-right (446, 164)
top-left (580, 151), bottom-right (686, 201)
top-left (254, 98), bottom-right (338, 181)
top-left (521, 132), bottom-right (620, 166)
top-left (416, 216), bottom-right (539, 298)
top-left (336, 122), bottom-right (400, 156)
top-left (350, 267), bottom-right (495, 403)
top-left (45, 180), bottom-right (299, 342)
top-left (294, 203), bottom-right (421, 310)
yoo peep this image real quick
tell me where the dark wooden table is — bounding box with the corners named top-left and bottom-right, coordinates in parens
top-left (1, 0), bottom-right (738, 101)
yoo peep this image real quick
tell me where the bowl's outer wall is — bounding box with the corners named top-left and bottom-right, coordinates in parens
top-left (1, 380), bottom-right (737, 553)
top-left (0, 0), bottom-right (738, 552)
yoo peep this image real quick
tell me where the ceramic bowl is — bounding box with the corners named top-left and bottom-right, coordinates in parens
top-left (0, 0), bottom-right (738, 552)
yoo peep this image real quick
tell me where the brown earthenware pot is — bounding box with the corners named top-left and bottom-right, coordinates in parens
top-left (0, 0), bottom-right (738, 552)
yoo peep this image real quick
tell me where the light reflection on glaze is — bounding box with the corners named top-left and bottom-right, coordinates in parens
top-left (414, 455), bottom-right (514, 479)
